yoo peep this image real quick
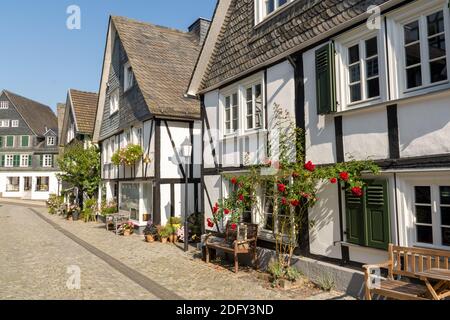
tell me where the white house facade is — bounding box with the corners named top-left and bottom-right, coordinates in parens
top-left (188, 0), bottom-right (450, 266)
top-left (93, 16), bottom-right (207, 230)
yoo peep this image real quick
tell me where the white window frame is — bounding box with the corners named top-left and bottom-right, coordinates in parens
top-left (412, 184), bottom-right (450, 249)
top-left (109, 88), bottom-right (120, 115)
top-left (335, 24), bottom-right (387, 110)
top-left (244, 82), bottom-right (263, 131)
top-left (47, 136), bottom-right (55, 146)
top-left (5, 155), bottom-right (13, 168)
top-left (387, 0), bottom-right (450, 99)
top-left (124, 62), bottom-right (134, 92)
top-left (20, 154), bottom-right (29, 167)
top-left (0, 120), bottom-right (10, 127)
top-left (43, 154), bottom-right (53, 168)
top-left (254, 0), bottom-right (295, 25)
top-left (221, 89), bottom-right (239, 137)
top-left (220, 73), bottom-right (266, 138)
top-left (11, 120), bottom-right (19, 127)
top-left (0, 101), bottom-right (9, 109)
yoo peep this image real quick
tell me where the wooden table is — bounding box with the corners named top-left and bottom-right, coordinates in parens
top-left (416, 268), bottom-right (450, 300)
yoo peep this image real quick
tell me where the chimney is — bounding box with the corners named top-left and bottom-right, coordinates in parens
top-left (188, 18), bottom-right (211, 46)
top-left (57, 103), bottom-right (66, 140)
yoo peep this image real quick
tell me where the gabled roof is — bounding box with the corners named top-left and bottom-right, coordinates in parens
top-left (2, 90), bottom-right (57, 136)
top-left (189, 0), bottom-right (400, 94)
top-left (112, 16), bottom-right (201, 118)
top-left (69, 89), bottom-right (98, 135)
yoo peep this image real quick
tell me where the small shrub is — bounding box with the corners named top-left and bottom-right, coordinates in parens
top-left (268, 261), bottom-right (301, 287)
top-left (317, 274), bottom-right (336, 292)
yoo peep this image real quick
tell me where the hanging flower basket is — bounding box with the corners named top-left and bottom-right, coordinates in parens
top-left (111, 144), bottom-right (144, 166)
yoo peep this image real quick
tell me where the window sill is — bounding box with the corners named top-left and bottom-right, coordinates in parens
top-left (338, 241), bottom-right (388, 252)
top-left (412, 242), bottom-right (450, 251)
top-left (221, 129), bottom-right (268, 141)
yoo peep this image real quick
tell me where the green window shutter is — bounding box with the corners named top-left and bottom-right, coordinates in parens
top-left (39, 155), bottom-right (43, 167)
top-left (13, 155), bottom-right (20, 167)
top-left (21, 136), bottom-right (29, 147)
top-left (6, 136), bottom-right (14, 147)
top-left (0, 155), bottom-right (4, 167)
top-left (0, 136), bottom-right (3, 148)
top-left (365, 180), bottom-right (390, 250)
top-left (28, 155), bottom-right (32, 167)
top-left (345, 189), bottom-right (366, 246)
top-left (315, 43), bottom-right (337, 115)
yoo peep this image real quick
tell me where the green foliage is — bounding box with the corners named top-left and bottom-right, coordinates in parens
top-left (143, 222), bottom-right (158, 236)
top-left (158, 225), bottom-right (172, 238)
top-left (268, 260), bottom-right (301, 286)
top-left (317, 274), bottom-right (336, 292)
top-left (169, 216), bottom-right (182, 226)
top-left (46, 194), bottom-right (64, 215)
top-left (57, 142), bottom-right (101, 198)
top-left (101, 201), bottom-right (118, 216)
top-left (81, 198), bottom-right (97, 222)
top-left (111, 144), bottom-right (143, 166)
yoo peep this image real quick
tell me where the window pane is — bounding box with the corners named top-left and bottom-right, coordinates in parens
top-left (439, 186), bottom-right (450, 205)
top-left (266, 0), bottom-right (275, 14)
top-left (350, 84), bottom-right (361, 102)
top-left (441, 207), bottom-right (450, 226)
top-left (430, 58), bottom-right (447, 83)
top-left (442, 228), bottom-right (450, 246)
top-left (415, 186), bottom-right (431, 204)
top-left (405, 43), bottom-right (421, 66)
top-left (278, 0), bottom-right (288, 6)
top-left (416, 205), bottom-right (432, 224)
top-left (417, 225), bottom-right (433, 244)
top-left (349, 64), bottom-right (360, 83)
top-left (349, 45), bottom-right (360, 64)
top-left (427, 11), bottom-right (444, 36)
top-left (367, 78), bottom-right (380, 98)
top-left (366, 57), bottom-right (379, 78)
top-left (407, 66), bottom-right (422, 88)
top-left (232, 93), bottom-right (238, 132)
top-left (404, 20), bottom-right (420, 44)
top-left (246, 87), bottom-right (253, 128)
top-left (429, 34), bottom-right (446, 60)
top-left (365, 37), bottom-right (378, 57)
top-left (255, 84), bottom-right (262, 128)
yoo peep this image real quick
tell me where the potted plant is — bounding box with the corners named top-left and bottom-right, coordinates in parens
top-left (143, 222), bottom-right (158, 243)
top-left (67, 203), bottom-right (81, 221)
top-left (168, 217), bottom-right (182, 243)
top-left (121, 221), bottom-right (135, 236)
top-left (158, 226), bottom-right (170, 243)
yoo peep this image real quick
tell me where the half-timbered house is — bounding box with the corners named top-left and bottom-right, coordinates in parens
top-left (93, 16), bottom-right (209, 231)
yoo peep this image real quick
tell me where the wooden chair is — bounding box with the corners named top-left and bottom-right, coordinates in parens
top-left (205, 223), bottom-right (258, 273)
top-left (364, 244), bottom-right (450, 300)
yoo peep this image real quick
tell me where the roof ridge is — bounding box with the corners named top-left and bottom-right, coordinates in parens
top-left (3, 89), bottom-right (52, 110)
top-left (69, 88), bottom-right (98, 95)
top-left (111, 15), bottom-right (191, 35)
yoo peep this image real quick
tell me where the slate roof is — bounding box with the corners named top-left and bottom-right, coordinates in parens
top-left (112, 16), bottom-right (201, 119)
top-left (69, 89), bottom-right (98, 135)
top-left (3, 90), bottom-right (57, 136)
top-left (200, 0), bottom-right (391, 91)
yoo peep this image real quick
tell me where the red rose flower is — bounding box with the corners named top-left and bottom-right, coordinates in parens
top-left (292, 172), bottom-right (300, 178)
top-left (339, 172), bottom-right (349, 181)
top-left (231, 177), bottom-right (238, 185)
top-left (231, 223), bottom-right (237, 231)
top-left (351, 187), bottom-right (363, 197)
top-left (224, 208), bottom-right (230, 215)
top-left (301, 192), bottom-right (311, 199)
top-left (281, 197), bottom-right (288, 205)
top-left (207, 218), bottom-right (214, 228)
top-left (304, 161), bottom-right (316, 172)
top-left (330, 177), bottom-right (338, 184)
top-left (277, 183), bottom-right (286, 193)
top-left (266, 159), bottom-right (272, 167)
top-left (290, 199), bottom-right (300, 207)
top-left (212, 203), bottom-right (219, 214)
top-left (238, 194), bottom-right (244, 201)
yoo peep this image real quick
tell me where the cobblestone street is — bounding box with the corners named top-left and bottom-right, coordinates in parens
top-left (0, 202), bottom-right (351, 300)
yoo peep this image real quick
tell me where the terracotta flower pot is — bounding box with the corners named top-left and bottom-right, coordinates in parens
top-left (160, 237), bottom-right (168, 244)
top-left (123, 230), bottom-right (131, 236)
top-left (169, 234), bottom-right (178, 243)
top-left (145, 235), bottom-right (155, 243)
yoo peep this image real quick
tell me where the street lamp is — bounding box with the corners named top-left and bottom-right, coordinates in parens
top-left (181, 137), bottom-right (192, 252)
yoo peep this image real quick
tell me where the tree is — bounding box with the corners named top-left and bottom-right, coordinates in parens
top-left (57, 142), bottom-right (101, 203)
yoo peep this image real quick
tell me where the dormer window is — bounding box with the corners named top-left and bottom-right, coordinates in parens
top-left (47, 136), bottom-right (55, 146)
top-left (124, 62), bottom-right (134, 91)
top-left (0, 101), bottom-right (8, 109)
top-left (255, 0), bottom-right (295, 24)
top-left (110, 88), bottom-right (119, 115)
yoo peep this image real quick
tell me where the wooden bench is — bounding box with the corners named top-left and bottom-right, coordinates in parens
top-left (364, 244), bottom-right (450, 300)
top-left (205, 223), bottom-right (258, 273)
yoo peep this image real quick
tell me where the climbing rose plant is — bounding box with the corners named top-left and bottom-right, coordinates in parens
top-left (209, 104), bottom-right (380, 270)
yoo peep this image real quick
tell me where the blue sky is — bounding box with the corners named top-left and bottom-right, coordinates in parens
top-left (0, 0), bottom-right (216, 111)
